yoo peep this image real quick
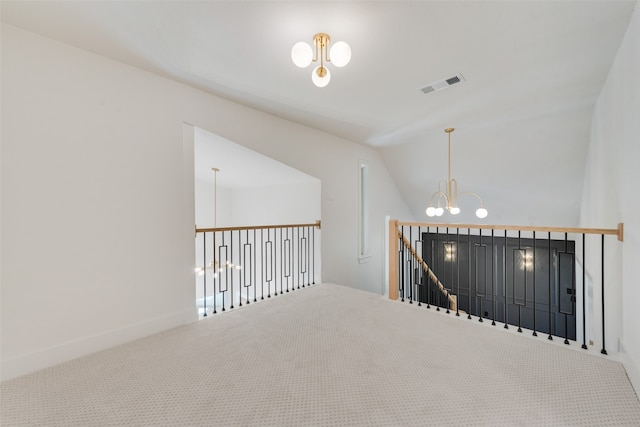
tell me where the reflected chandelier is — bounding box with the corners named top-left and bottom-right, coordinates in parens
top-left (291, 33), bottom-right (351, 87)
top-left (425, 128), bottom-right (488, 219)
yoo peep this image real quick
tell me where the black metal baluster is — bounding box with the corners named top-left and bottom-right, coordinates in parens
top-left (436, 227), bottom-right (440, 311)
top-left (273, 228), bottom-right (278, 294)
top-left (601, 234), bottom-right (607, 355)
top-left (230, 230), bottom-right (234, 309)
top-left (456, 228), bottom-right (460, 316)
top-left (426, 226), bottom-right (431, 309)
top-left (220, 231), bottom-right (227, 312)
top-left (307, 225), bottom-right (311, 287)
top-left (533, 231), bottom-right (537, 336)
top-left (581, 233), bottom-right (587, 349)
top-left (272, 228), bottom-right (278, 296)
top-left (276, 228), bottom-right (281, 294)
top-left (468, 228), bottom-right (472, 319)
top-left (287, 228), bottom-right (293, 292)
top-left (296, 227), bottom-right (301, 290)
top-left (445, 227), bottom-right (450, 314)
top-left (302, 226), bottom-right (308, 288)
top-left (554, 231), bottom-right (576, 345)
top-left (267, 228), bottom-right (272, 298)
top-left (306, 225), bottom-right (310, 287)
top-left (294, 227), bottom-right (298, 290)
top-left (213, 230), bottom-right (217, 314)
top-left (276, 228), bottom-right (281, 295)
top-left (397, 231), bottom-right (403, 301)
top-left (401, 225), bottom-right (405, 302)
top-left (492, 229), bottom-right (497, 326)
top-left (405, 226), bottom-right (410, 302)
top-left (260, 228), bottom-right (265, 300)
top-left (267, 228), bottom-right (272, 296)
top-left (202, 232), bottom-right (207, 317)
top-left (476, 228), bottom-right (487, 323)
top-left (416, 226), bottom-right (422, 307)
top-left (405, 225), bottom-right (410, 302)
top-left (547, 232), bottom-right (553, 341)
top-left (415, 226), bottom-right (420, 306)
top-left (238, 230), bottom-right (242, 303)
top-left (312, 224), bottom-right (316, 285)
top-left (237, 230), bottom-right (242, 307)
top-left (409, 226), bottom-right (413, 304)
top-left (283, 227), bottom-right (288, 293)
top-left (503, 230), bottom-right (508, 329)
top-left (253, 229), bottom-right (257, 303)
top-left (414, 226), bottom-right (419, 304)
top-left (562, 233), bottom-right (568, 344)
top-left (296, 226), bottom-right (300, 289)
top-left (289, 227), bottom-right (293, 292)
top-left (298, 227), bottom-right (303, 289)
top-left (291, 227), bottom-right (296, 290)
top-left (517, 231), bottom-right (522, 332)
top-left (277, 228), bottom-right (281, 294)
top-left (415, 226), bottom-right (419, 304)
top-left (245, 230), bottom-right (251, 305)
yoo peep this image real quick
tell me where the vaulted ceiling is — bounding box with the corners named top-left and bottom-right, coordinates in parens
top-left (2, 1), bottom-right (636, 225)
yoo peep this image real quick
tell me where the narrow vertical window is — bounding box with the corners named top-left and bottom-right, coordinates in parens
top-left (359, 162), bottom-right (370, 260)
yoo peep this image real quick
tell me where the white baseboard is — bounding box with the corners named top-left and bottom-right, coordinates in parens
top-left (185, 308), bottom-right (200, 324)
top-left (1, 310), bottom-right (187, 381)
top-left (619, 342), bottom-right (640, 397)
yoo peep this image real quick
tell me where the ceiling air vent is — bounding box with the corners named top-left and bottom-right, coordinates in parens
top-left (420, 73), bottom-right (465, 94)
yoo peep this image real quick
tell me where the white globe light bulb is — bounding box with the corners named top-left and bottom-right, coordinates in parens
top-left (330, 41), bottom-right (351, 67)
top-left (450, 207), bottom-right (460, 215)
top-left (476, 208), bottom-right (488, 219)
top-left (435, 207), bottom-right (444, 216)
top-left (312, 66), bottom-right (331, 87)
top-left (291, 42), bottom-right (313, 68)
top-left (426, 207), bottom-right (436, 217)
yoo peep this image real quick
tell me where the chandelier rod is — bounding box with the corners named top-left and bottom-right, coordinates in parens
top-left (212, 167), bottom-right (219, 229)
top-left (446, 128), bottom-right (454, 207)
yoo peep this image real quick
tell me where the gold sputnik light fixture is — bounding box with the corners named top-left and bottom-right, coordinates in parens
top-left (425, 128), bottom-right (488, 219)
top-left (291, 33), bottom-right (351, 87)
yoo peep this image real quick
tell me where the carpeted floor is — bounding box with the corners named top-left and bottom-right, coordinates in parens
top-left (2, 283), bottom-right (639, 426)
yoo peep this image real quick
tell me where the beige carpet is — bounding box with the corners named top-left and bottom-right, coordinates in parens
top-left (2, 283), bottom-right (639, 426)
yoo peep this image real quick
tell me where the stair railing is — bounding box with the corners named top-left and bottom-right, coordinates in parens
top-left (389, 219), bottom-right (623, 354)
top-left (195, 220), bottom-right (321, 317)
top-left (397, 231), bottom-right (457, 312)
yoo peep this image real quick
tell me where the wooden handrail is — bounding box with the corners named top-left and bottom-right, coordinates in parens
top-left (388, 219), bottom-right (623, 306)
top-left (396, 221), bottom-right (623, 242)
top-left (398, 231), bottom-right (457, 311)
top-left (196, 220), bottom-right (321, 234)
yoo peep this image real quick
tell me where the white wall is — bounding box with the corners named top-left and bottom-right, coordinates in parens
top-left (581, 2), bottom-right (640, 392)
top-left (0, 25), bottom-right (414, 379)
top-left (230, 182), bottom-right (321, 227)
top-left (195, 178), bottom-right (321, 228)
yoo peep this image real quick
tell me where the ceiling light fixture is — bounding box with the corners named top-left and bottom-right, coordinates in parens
top-left (291, 33), bottom-right (351, 87)
top-left (425, 128), bottom-right (488, 219)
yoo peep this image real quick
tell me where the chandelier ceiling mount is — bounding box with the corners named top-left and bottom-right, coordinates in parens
top-left (291, 33), bottom-right (351, 87)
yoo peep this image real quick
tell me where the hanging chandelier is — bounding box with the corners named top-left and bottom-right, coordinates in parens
top-left (425, 128), bottom-right (488, 219)
top-left (291, 33), bottom-right (351, 87)
top-left (194, 167), bottom-right (242, 276)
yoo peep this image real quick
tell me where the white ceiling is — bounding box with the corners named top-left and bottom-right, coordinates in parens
top-left (2, 0), bottom-right (636, 224)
